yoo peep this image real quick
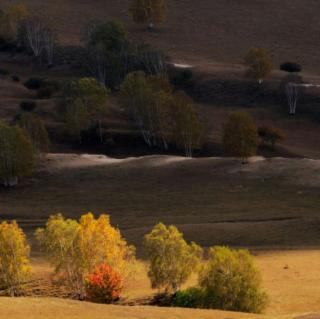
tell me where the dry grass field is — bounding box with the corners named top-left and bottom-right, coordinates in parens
top-left (3, 0), bottom-right (320, 74)
top-left (0, 298), bottom-right (264, 319)
top-left (3, 250), bottom-right (320, 317)
top-left (1, 154), bottom-right (319, 251)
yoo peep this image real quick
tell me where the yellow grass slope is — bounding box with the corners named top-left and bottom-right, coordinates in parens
top-left (0, 297), bottom-right (271, 319)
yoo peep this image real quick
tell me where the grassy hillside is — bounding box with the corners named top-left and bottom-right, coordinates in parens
top-left (1, 154), bottom-right (319, 251)
top-left (0, 298), bottom-right (266, 319)
top-left (2, 0), bottom-right (320, 73)
top-left (23, 251), bottom-right (320, 316)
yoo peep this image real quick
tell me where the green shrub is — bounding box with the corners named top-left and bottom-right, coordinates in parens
top-left (20, 101), bottom-right (37, 112)
top-left (12, 75), bottom-right (20, 82)
top-left (171, 69), bottom-right (195, 89)
top-left (37, 86), bottom-right (55, 99)
top-left (222, 112), bottom-right (259, 161)
top-left (199, 246), bottom-right (268, 313)
top-left (258, 126), bottom-right (284, 149)
top-left (280, 62), bottom-right (302, 73)
top-left (173, 287), bottom-right (204, 308)
top-left (0, 68), bottom-right (9, 76)
top-left (24, 77), bottom-right (46, 90)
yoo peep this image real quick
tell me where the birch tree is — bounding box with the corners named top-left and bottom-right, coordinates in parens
top-left (120, 72), bottom-right (171, 148)
top-left (0, 122), bottom-right (35, 187)
top-left (245, 48), bottom-right (272, 84)
top-left (36, 213), bottom-right (135, 299)
top-left (144, 223), bottom-right (202, 293)
top-left (0, 221), bottom-right (31, 296)
top-left (170, 91), bottom-right (202, 157)
top-left (20, 16), bottom-right (55, 64)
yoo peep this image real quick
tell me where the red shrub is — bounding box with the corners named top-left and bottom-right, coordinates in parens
top-left (85, 264), bottom-right (123, 303)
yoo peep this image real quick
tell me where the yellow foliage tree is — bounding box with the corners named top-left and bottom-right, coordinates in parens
top-left (199, 246), bottom-right (268, 313)
top-left (0, 4), bottom-right (29, 41)
top-left (244, 48), bottom-right (273, 84)
top-left (222, 112), bottom-right (259, 161)
top-left (144, 223), bottom-right (203, 292)
top-left (36, 213), bottom-right (135, 299)
top-left (130, 0), bottom-right (167, 29)
top-left (0, 221), bottom-right (31, 296)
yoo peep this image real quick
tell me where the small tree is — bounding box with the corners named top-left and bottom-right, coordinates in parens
top-left (169, 91), bottom-right (202, 157)
top-left (199, 246), bottom-right (268, 313)
top-left (279, 74), bottom-right (303, 115)
top-left (0, 221), bottom-right (31, 296)
top-left (85, 263), bottom-right (123, 303)
top-left (84, 21), bottom-right (128, 88)
top-left (258, 125), bottom-right (284, 149)
top-left (121, 71), bottom-right (175, 149)
top-left (130, 0), bottom-right (167, 29)
top-left (0, 122), bottom-right (35, 187)
top-left (244, 48), bottom-right (272, 84)
top-left (19, 15), bottom-right (56, 64)
top-left (58, 78), bottom-right (109, 142)
top-left (222, 112), bottom-right (259, 161)
top-left (16, 112), bottom-right (50, 153)
top-left (0, 4), bottom-right (29, 42)
top-left (144, 223), bottom-right (202, 293)
top-left (136, 43), bottom-right (167, 75)
top-left (36, 213), bottom-right (135, 299)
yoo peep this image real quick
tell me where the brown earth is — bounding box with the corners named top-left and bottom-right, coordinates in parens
top-left (2, 0), bottom-right (320, 74)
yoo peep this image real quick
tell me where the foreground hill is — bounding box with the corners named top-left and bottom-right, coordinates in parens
top-left (2, 0), bottom-right (320, 73)
top-left (0, 298), bottom-right (264, 319)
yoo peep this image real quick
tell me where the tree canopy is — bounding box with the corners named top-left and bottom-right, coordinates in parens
top-left (0, 122), bottom-right (35, 187)
top-left (144, 223), bottom-right (202, 292)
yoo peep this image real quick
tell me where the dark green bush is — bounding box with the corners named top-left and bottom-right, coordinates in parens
top-left (258, 126), bottom-right (284, 149)
top-left (280, 62), bottom-right (302, 73)
top-left (12, 75), bottom-right (20, 82)
top-left (171, 69), bottom-right (195, 89)
top-left (20, 101), bottom-right (37, 112)
top-left (172, 288), bottom-right (204, 308)
top-left (0, 68), bottom-right (9, 76)
top-left (37, 86), bottom-right (55, 99)
top-left (24, 77), bottom-right (46, 90)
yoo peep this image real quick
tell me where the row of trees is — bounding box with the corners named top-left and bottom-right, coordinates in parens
top-left (120, 71), bottom-right (202, 157)
top-left (0, 4), bottom-right (56, 65)
top-left (0, 216), bottom-right (267, 313)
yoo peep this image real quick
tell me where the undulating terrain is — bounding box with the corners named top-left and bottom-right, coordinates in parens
top-left (0, 1), bottom-right (320, 318)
